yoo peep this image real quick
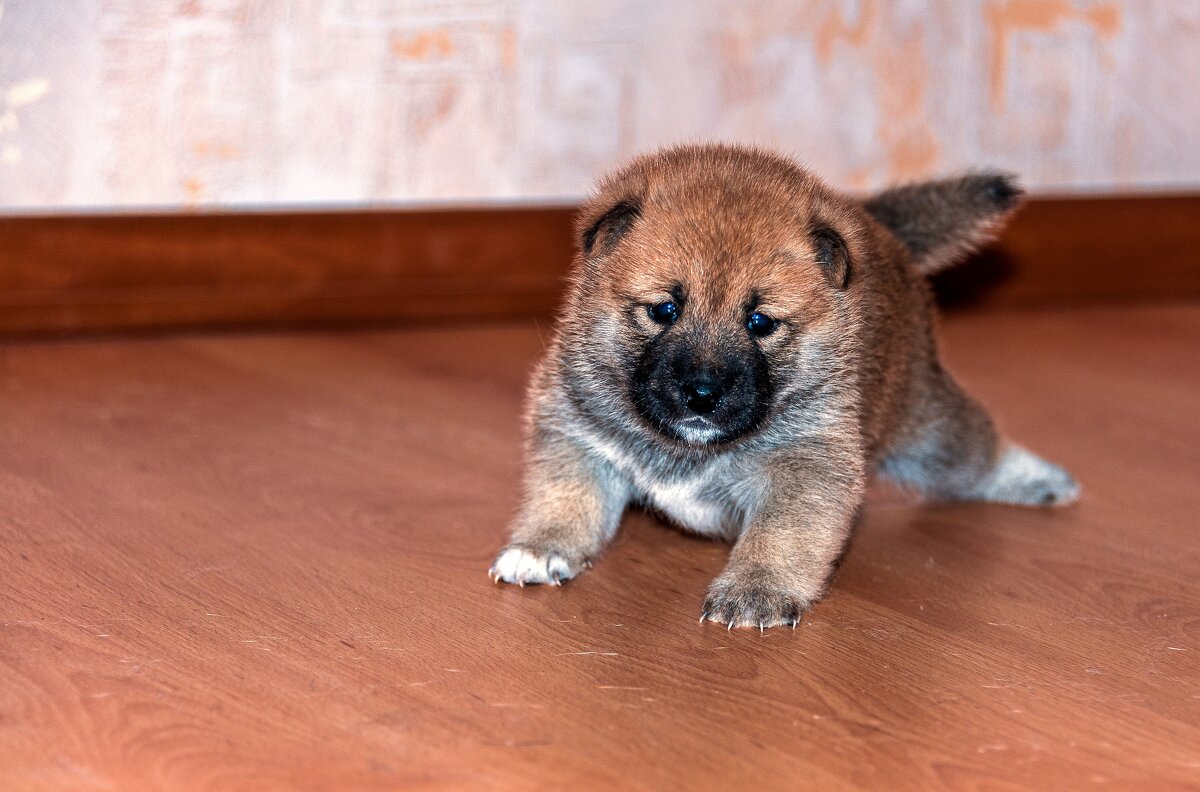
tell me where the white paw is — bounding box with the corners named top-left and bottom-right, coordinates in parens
top-left (976, 445), bottom-right (1080, 507)
top-left (489, 546), bottom-right (575, 586)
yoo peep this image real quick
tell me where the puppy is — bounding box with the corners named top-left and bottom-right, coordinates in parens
top-left (489, 144), bottom-right (1078, 630)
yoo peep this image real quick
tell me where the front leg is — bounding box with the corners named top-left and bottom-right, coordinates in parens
top-left (702, 443), bottom-right (866, 630)
top-left (490, 425), bottom-right (629, 586)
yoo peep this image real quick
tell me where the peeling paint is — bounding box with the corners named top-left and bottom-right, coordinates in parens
top-left (814, 0), bottom-right (879, 65)
top-left (986, 0), bottom-right (1122, 111)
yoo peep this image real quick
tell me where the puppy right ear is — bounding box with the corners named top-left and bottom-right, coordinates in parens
top-left (863, 172), bottom-right (1023, 275)
top-left (579, 199), bottom-right (642, 257)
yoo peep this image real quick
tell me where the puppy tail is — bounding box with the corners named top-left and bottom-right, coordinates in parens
top-left (863, 172), bottom-right (1024, 276)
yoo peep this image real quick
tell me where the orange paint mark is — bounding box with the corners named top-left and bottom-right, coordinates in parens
top-left (815, 0), bottom-right (879, 65)
top-left (409, 83), bottom-right (459, 138)
top-left (192, 139), bottom-right (239, 159)
top-left (716, 29), bottom-right (758, 104)
top-left (844, 166), bottom-right (873, 191)
top-left (500, 26), bottom-right (517, 72)
top-left (873, 25), bottom-right (940, 182)
top-left (1084, 4), bottom-right (1122, 38)
top-left (986, 0), bottom-right (1122, 111)
top-left (390, 29), bottom-right (455, 61)
top-left (887, 134), bottom-right (939, 181)
top-left (182, 177), bottom-right (205, 206)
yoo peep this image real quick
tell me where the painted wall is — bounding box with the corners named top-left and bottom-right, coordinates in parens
top-left (0, 0), bottom-right (1196, 211)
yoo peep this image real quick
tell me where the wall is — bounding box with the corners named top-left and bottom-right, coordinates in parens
top-left (0, 0), bottom-right (1196, 211)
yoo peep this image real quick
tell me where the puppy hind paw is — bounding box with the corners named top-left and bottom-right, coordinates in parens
top-left (975, 446), bottom-right (1080, 507)
top-left (489, 545), bottom-right (583, 587)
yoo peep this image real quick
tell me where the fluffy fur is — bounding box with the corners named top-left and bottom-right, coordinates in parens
top-left (490, 144), bottom-right (1078, 630)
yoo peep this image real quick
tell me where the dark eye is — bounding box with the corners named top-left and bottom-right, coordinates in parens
top-left (746, 311), bottom-right (776, 337)
top-left (648, 301), bottom-right (680, 325)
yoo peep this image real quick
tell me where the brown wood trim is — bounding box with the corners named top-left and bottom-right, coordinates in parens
top-left (0, 208), bottom-right (578, 337)
top-left (1, 195), bottom-right (1197, 336)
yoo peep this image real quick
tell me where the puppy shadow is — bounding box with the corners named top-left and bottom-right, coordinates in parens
top-left (930, 247), bottom-right (1016, 309)
top-left (610, 505), bottom-right (730, 583)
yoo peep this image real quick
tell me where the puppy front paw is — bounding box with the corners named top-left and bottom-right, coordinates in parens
top-left (701, 567), bottom-right (815, 631)
top-left (489, 545), bottom-right (587, 587)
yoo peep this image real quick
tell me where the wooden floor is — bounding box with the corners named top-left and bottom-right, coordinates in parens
top-left (1, 303), bottom-right (1198, 791)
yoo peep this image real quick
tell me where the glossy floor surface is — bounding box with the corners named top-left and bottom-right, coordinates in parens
top-left (1, 304), bottom-right (1198, 790)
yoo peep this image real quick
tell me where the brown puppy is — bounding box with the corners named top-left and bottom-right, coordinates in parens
top-left (489, 144), bottom-right (1078, 630)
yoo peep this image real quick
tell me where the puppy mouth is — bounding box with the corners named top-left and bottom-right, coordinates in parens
top-left (669, 416), bottom-right (725, 445)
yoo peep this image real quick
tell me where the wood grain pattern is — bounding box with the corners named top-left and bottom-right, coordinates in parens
top-left (2, 195), bottom-right (1199, 337)
top-left (1, 303), bottom-right (1198, 790)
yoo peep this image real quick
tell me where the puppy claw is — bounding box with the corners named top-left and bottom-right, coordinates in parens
top-left (701, 572), bottom-right (813, 631)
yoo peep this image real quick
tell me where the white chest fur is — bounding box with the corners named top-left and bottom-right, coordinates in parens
top-left (643, 473), bottom-right (732, 536)
top-left (574, 425), bottom-right (739, 537)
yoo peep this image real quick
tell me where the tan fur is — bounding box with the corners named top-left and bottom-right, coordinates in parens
top-left (490, 144), bottom-right (1078, 629)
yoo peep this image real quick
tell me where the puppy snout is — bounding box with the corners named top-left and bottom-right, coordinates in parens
top-left (682, 377), bottom-right (723, 414)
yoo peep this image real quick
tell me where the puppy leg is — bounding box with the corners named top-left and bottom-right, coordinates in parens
top-left (964, 444), bottom-right (1079, 506)
top-left (702, 442), bottom-right (866, 629)
top-left (490, 428), bottom-right (629, 586)
top-left (880, 376), bottom-right (1079, 507)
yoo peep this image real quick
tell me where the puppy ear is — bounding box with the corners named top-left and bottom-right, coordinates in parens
top-left (863, 172), bottom-right (1023, 275)
top-left (812, 226), bottom-right (851, 289)
top-left (579, 199), bottom-right (641, 257)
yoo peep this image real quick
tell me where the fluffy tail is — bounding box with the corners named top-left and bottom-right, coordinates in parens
top-left (863, 172), bottom-right (1023, 275)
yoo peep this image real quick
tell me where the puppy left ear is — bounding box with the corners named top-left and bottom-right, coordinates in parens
top-left (579, 198), bottom-right (642, 257)
top-left (812, 226), bottom-right (851, 290)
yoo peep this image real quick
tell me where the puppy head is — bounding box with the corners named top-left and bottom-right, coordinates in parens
top-left (565, 145), bottom-right (863, 448)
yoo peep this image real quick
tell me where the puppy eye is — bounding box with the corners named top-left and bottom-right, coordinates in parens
top-left (746, 311), bottom-right (776, 337)
top-left (648, 301), bottom-right (680, 325)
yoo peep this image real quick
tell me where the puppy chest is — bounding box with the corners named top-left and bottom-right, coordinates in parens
top-left (642, 476), bottom-right (737, 537)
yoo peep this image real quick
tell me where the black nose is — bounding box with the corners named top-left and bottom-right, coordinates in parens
top-left (683, 378), bottom-right (723, 414)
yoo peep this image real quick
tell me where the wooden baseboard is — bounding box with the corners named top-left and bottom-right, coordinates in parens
top-left (0, 208), bottom-right (577, 337)
top-left (1, 195), bottom-right (1197, 336)
top-left (930, 194), bottom-right (1200, 310)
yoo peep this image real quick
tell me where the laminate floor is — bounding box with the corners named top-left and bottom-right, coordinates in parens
top-left (1, 304), bottom-right (1198, 791)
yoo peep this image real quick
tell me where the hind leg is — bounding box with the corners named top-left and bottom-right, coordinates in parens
top-left (879, 376), bottom-right (1079, 507)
